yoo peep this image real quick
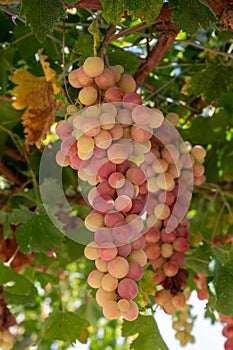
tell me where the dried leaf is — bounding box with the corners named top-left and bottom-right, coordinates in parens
top-left (11, 55), bottom-right (64, 148)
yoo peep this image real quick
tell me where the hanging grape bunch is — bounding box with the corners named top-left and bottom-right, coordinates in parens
top-left (55, 56), bottom-right (206, 322)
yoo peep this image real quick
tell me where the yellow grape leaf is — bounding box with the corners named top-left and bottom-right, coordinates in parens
top-left (38, 49), bottom-right (62, 94)
top-left (11, 68), bottom-right (63, 148)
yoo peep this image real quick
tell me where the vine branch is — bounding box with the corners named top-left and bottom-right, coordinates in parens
top-left (134, 22), bottom-right (179, 86)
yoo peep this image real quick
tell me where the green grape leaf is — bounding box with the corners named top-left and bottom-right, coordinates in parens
top-left (8, 205), bottom-right (34, 225)
top-left (186, 243), bottom-right (212, 274)
top-left (0, 260), bottom-right (37, 305)
top-left (0, 100), bottom-right (21, 155)
top-left (100, 0), bottom-right (163, 24)
top-left (44, 310), bottom-right (89, 343)
top-left (0, 211), bottom-right (13, 239)
top-left (122, 314), bottom-right (168, 350)
top-left (20, 0), bottom-right (66, 42)
top-left (73, 32), bottom-right (94, 65)
top-left (180, 109), bottom-right (229, 145)
top-left (15, 205), bottom-right (63, 254)
top-left (214, 260), bottom-right (233, 316)
top-left (108, 49), bottom-right (140, 75)
top-left (182, 62), bottom-right (233, 104)
top-left (172, 0), bottom-right (217, 34)
top-left (35, 271), bottom-right (60, 288)
top-left (0, 47), bottom-right (15, 94)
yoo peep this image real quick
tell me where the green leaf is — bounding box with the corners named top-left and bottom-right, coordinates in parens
top-left (100, 0), bottom-right (163, 24)
top-left (44, 310), bottom-right (89, 343)
top-left (8, 205), bottom-right (34, 225)
top-left (20, 0), bottom-right (65, 42)
top-left (73, 32), bottom-right (94, 65)
top-left (186, 243), bottom-right (212, 274)
top-left (182, 62), bottom-right (233, 104)
top-left (0, 211), bottom-right (13, 239)
top-left (172, 0), bottom-right (216, 34)
top-left (108, 49), bottom-right (140, 75)
top-left (214, 260), bottom-right (233, 316)
top-left (15, 205), bottom-right (63, 253)
top-left (0, 100), bottom-right (21, 155)
top-left (180, 109), bottom-right (229, 145)
top-left (122, 314), bottom-right (168, 350)
top-left (0, 260), bottom-right (37, 305)
top-left (35, 271), bottom-right (60, 288)
top-left (0, 47), bottom-right (15, 94)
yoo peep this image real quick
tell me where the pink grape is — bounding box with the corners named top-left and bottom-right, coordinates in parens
top-left (116, 108), bottom-right (132, 126)
top-left (108, 172), bottom-right (125, 189)
top-left (155, 289), bottom-right (172, 306)
top-left (121, 300), bottom-right (139, 321)
top-left (92, 194), bottom-right (114, 213)
top-left (104, 87), bottom-right (124, 103)
top-left (103, 300), bottom-right (120, 320)
top-left (97, 180), bottom-right (116, 198)
top-left (108, 256), bottom-right (129, 279)
top-left (78, 86), bottom-right (98, 106)
top-left (117, 298), bottom-right (129, 312)
top-left (55, 150), bottom-right (70, 167)
top-left (95, 258), bottom-right (108, 272)
top-left (104, 211), bottom-right (124, 228)
top-left (160, 243), bottom-right (174, 258)
top-left (85, 210), bottom-right (105, 231)
top-left (107, 143), bottom-right (129, 164)
top-left (95, 68), bottom-right (115, 89)
top-left (84, 241), bottom-right (99, 260)
top-left (96, 288), bottom-right (115, 307)
top-left (87, 269), bottom-right (104, 288)
top-left (80, 117), bottom-right (100, 137)
top-left (99, 242), bottom-right (118, 261)
top-left (112, 221), bottom-right (134, 244)
top-left (126, 261), bottom-right (144, 280)
top-left (101, 273), bottom-right (118, 292)
top-left (114, 195), bottom-right (132, 213)
top-left (94, 129), bottom-right (112, 149)
top-left (173, 237), bottom-right (190, 252)
top-left (109, 123), bottom-right (124, 140)
top-left (94, 227), bottom-right (113, 245)
top-left (123, 92), bottom-right (142, 106)
top-left (117, 244), bottom-right (132, 257)
top-left (131, 125), bottom-right (152, 142)
top-left (128, 250), bottom-right (147, 266)
top-left (98, 160), bottom-right (116, 180)
top-left (56, 120), bottom-right (73, 139)
top-left (61, 136), bottom-right (76, 156)
top-left (131, 105), bottom-right (152, 125)
top-left (144, 227), bottom-right (160, 243)
top-left (117, 278), bottom-right (138, 300)
top-left (117, 74), bottom-right (136, 93)
top-left (108, 65), bottom-right (122, 82)
top-left (126, 166), bottom-right (146, 185)
top-left (163, 261), bottom-right (179, 277)
top-left (117, 180), bottom-right (136, 199)
top-left (145, 243), bottom-right (161, 260)
top-left (83, 56), bottom-right (104, 77)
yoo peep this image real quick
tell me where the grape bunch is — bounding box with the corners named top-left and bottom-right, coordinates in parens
top-left (172, 288), bottom-right (195, 347)
top-left (55, 55), bottom-right (207, 321)
top-left (0, 288), bottom-right (16, 350)
top-left (68, 56), bottom-right (141, 106)
top-left (193, 272), bottom-right (209, 300)
top-left (220, 314), bottom-right (233, 350)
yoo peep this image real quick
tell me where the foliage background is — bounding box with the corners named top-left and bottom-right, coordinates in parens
top-left (0, 0), bottom-right (233, 349)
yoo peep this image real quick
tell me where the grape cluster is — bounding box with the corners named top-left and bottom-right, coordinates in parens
top-left (193, 272), bottom-right (209, 300)
top-left (68, 56), bottom-right (141, 106)
top-left (220, 314), bottom-right (233, 350)
top-left (0, 288), bottom-right (16, 350)
top-left (55, 56), bottom-right (207, 321)
top-left (65, 100), bottom-right (164, 321)
top-left (172, 288), bottom-right (195, 347)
